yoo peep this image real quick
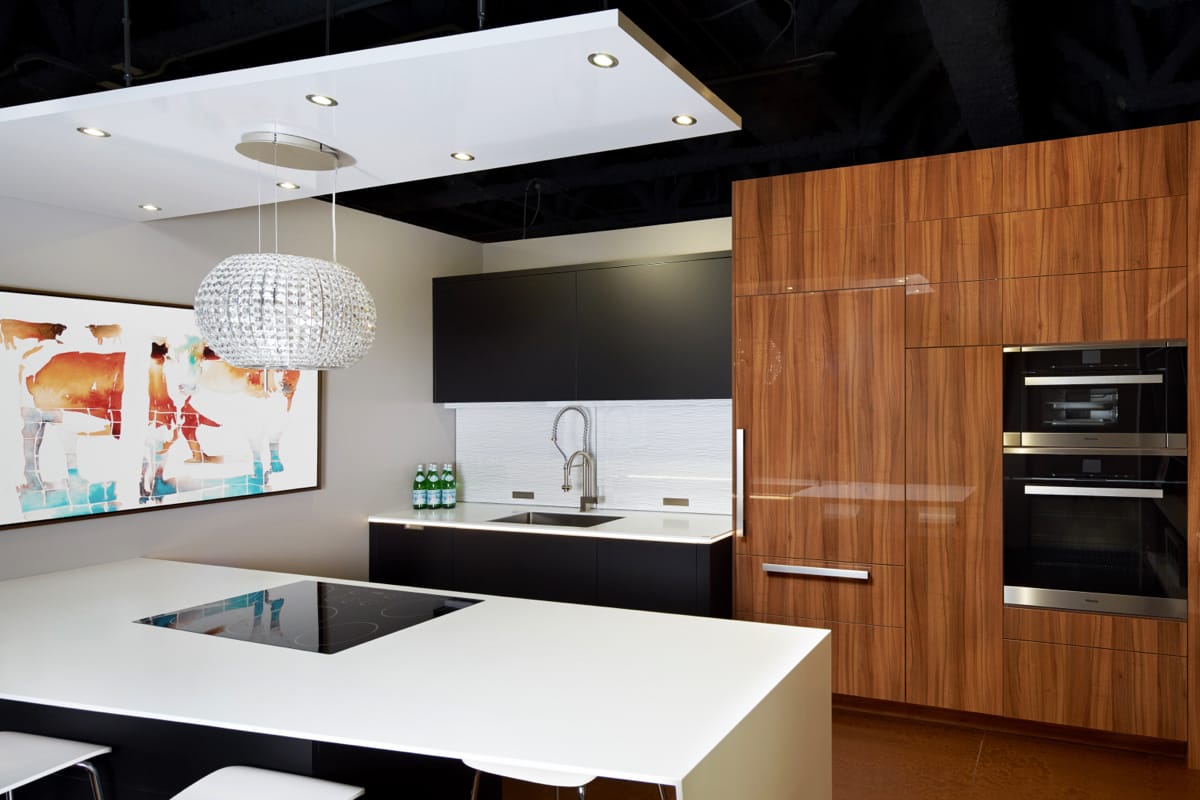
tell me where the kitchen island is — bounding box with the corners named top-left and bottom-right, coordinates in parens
top-left (0, 559), bottom-right (829, 799)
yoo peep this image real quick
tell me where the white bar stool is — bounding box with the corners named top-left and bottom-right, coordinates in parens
top-left (0, 731), bottom-right (111, 800)
top-left (465, 759), bottom-right (594, 800)
top-left (170, 766), bottom-right (364, 800)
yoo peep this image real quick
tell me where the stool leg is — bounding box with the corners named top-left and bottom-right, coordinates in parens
top-left (75, 760), bottom-right (106, 800)
top-left (469, 769), bottom-right (481, 800)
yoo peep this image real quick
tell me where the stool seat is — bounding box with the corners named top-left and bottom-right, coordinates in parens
top-left (0, 732), bottom-right (111, 794)
top-left (171, 766), bottom-right (364, 800)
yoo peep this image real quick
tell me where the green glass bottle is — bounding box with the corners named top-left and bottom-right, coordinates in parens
top-left (426, 461), bottom-right (443, 509)
top-left (441, 463), bottom-right (457, 509)
top-left (411, 464), bottom-right (427, 510)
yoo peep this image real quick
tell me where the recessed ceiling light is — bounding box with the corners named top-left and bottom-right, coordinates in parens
top-left (138, 203), bottom-right (162, 212)
top-left (77, 126), bottom-right (110, 138)
top-left (305, 94), bottom-right (338, 107)
top-left (587, 52), bottom-right (619, 68)
top-left (672, 114), bottom-right (697, 126)
top-left (276, 181), bottom-right (300, 190)
top-left (450, 151), bottom-right (475, 162)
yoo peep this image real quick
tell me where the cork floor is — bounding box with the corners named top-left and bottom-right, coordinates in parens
top-left (503, 707), bottom-right (1200, 799)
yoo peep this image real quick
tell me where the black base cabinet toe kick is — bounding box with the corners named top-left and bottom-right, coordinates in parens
top-left (369, 523), bottom-right (734, 618)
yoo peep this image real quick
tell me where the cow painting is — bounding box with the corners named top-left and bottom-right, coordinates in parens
top-left (85, 323), bottom-right (123, 345)
top-left (1, 319), bottom-right (66, 352)
top-left (18, 349), bottom-right (124, 512)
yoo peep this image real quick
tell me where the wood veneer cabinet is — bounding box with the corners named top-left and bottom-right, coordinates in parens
top-left (905, 280), bottom-right (1002, 348)
top-left (1001, 266), bottom-right (1187, 344)
top-left (904, 347), bottom-right (1003, 715)
top-left (905, 195), bottom-right (1186, 283)
top-left (733, 286), bottom-right (905, 564)
top-left (1003, 639), bottom-right (1187, 741)
top-left (903, 123), bottom-right (1186, 222)
top-left (1002, 607), bottom-right (1186, 657)
top-left (733, 162), bottom-right (905, 295)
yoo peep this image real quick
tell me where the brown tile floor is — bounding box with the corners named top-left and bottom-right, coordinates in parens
top-left (504, 708), bottom-right (1200, 799)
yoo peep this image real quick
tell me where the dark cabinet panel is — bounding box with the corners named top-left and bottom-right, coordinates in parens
top-left (368, 523), bottom-right (453, 589)
top-left (452, 529), bottom-right (596, 604)
top-left (577, 258), bottom-right (731, 400)
top-left (369, 523), bottom-right (731, 616)
top-left (432, 271), bottom-right (577, 402)
top-left (432, 254), bottom-right (731, 402)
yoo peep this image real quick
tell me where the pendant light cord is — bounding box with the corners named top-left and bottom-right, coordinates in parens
top-left (332, 160), bottom-right (339, 263)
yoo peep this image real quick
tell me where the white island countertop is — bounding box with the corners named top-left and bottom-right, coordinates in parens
top-left (0, 558), bottom-right (829, 799)
top-left (369, 501), bottom-right (732, 544)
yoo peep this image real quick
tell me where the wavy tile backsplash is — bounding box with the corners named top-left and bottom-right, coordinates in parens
top-left (452, 400), bottom-right (731, 514)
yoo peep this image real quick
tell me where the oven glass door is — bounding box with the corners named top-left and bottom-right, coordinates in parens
top-left (1003, 345), bottom-right (1183, 448)
top-left (1002, 452), bottom-right (1187, 619)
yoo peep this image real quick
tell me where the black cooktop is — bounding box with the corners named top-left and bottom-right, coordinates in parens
top-left (135, 581), bottom-right (480, 654)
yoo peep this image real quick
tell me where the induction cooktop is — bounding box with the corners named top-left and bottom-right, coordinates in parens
top-left (135, 581), bottom-right (480, 654)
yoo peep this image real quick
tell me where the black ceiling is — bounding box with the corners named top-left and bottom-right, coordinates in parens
top-left (4, 1), bottom-right (1200, 242)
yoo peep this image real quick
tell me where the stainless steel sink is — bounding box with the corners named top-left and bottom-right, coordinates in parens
top-left (489, 512), bottom-right (623, 528)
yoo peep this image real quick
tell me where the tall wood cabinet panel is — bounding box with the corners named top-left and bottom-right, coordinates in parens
top-left (1003, 639), bottom-right (1187, 741)
top-left (904, 214), bottom-right (1002, 283)
top-left (905, 280), bottom-right (1001, 348)
top-left (752, 613), bottom-right (905, 701)
top-left (1186, 118), bottom-right (1200, 768)
top-left (1002, 607), bottom-right (1186, 657)
top-left (733, 286), bottom-right (905, 564)
top-left (905, 347), bottom-right (1003, 715)
top-left (1001, 266), bottom-right (1187, 344)
top-left (1002, 124), bottom-right (1187, 212)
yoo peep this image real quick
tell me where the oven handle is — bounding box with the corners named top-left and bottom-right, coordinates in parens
top-left (1024, 374), bottom-right (1162, 386)
top-left (1023, 485), bottom-right (1164, 499)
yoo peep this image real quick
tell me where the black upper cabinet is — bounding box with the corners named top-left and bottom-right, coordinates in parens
top-left (577, 257), bottom-right (731, 400)
top-left (432, 253), bottom-right (731, 402)
top-left (432, 271), bottom-right (577, 402)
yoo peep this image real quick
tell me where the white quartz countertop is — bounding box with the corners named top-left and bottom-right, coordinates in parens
top-left (0, 558), bottom-right (827, 791)
top-left (369, 502), bottom-right (733, 544)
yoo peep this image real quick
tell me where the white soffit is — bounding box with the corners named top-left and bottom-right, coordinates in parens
top-left (0, 10), bottom-right (740, 221)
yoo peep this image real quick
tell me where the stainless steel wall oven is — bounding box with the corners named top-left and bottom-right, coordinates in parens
top-left (1002, 342), bottom-right (1187, 620)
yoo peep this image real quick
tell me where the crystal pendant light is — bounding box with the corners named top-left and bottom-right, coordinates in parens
top-left (194, 132), bottom-right (376, 370)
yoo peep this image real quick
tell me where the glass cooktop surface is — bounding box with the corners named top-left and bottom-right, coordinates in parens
top-left (135, 581), bottom-right (480, 654)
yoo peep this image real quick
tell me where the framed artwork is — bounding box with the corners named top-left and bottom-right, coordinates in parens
top-left (0, 289), bottom-right (319, 528)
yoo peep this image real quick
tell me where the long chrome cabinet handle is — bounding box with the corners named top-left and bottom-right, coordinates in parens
top-left (734, 428), bottom-right (745, 538)
top-left (1023, 485), bottom-right (1164, 499)
top-left (762, 564), bottom-right (870, 581)
top-left (1024, 374), bottom-right (1162, 386)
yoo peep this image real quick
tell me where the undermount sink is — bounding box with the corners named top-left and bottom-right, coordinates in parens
top-left (489, 512), bottom-right (624, 528)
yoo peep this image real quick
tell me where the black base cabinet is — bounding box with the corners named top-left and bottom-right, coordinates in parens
top-left (369, 523), bottom-right (733, 618)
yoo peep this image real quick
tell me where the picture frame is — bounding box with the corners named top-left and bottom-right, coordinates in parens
top-left (0, 288), bottom-right (320, 529)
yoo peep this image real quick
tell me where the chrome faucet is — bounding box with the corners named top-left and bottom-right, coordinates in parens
top-left (551, 405), bottom-right (598, 512)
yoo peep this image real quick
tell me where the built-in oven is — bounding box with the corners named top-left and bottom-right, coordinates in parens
top-left (1003, 450), bottom-right (1187, 619)
top-left (1003, 342), bottom-right (1186, 450)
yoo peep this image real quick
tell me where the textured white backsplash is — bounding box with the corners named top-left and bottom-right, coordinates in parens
top-left (452, 400), bottom-right (731, 514)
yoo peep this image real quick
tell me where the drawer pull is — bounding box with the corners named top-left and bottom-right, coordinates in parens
top-left (762, 563), bottom-right (870, 581)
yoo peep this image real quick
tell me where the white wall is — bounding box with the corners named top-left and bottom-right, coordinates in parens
top-left (0, 196), bottom-right (480, 580)
top-left (482, 217), bottom-right (731, 271)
